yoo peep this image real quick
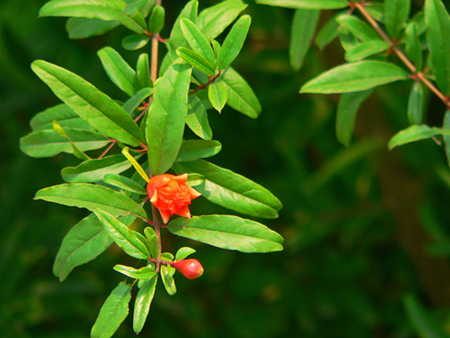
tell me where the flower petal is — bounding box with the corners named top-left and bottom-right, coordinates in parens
top-left (176, 205), bottom-right (191, 219)
top-left (159, 208), bottom-right (172, 224)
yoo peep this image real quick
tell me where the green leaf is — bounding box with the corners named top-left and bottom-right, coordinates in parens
top-left (122, 34), bottom-right (150, 51)
top-left (300, 61), bottom-right (409, 93)
top-left (35, 183), bottom-right (147, 218)
top-left (122, 87), bottom-right (152, 116)
top-left (221, 67), bottom-right (261, 118)
top-left (385, 0), bottom-right (410, 39)
top-left (133, 276), bottom-right (158, 334)
top-left (345, 40), bottom-right (391, 62)
top-left (443, 111), bottom-right (450, 168)
top-left (208, 80), bottom-right (227, 113)
top-left (176, 140), bottom-right (222, 162)
top-left (388, 125), bottom-right (450, 149)
top-left (94, 209), bottom-right (150, 260)
top-left (403, 294), bottom-right (449, 338)
top-left (336, 89), bottom-right (373, 147)
top-left (113, 264), bottom-right (156, 279)
top-left (336, 15), bottom-right (380, 42)
top-left (31, 60), bottom-right (143, 147)
top-left (173, 160), bottom-right (282, 218)
top-left (91, 281), bottom-right (132, 338)
top-left (256, 0), bottom-right (348, 9)
top-left (315, 13), bottom-right (340, 50)
top-left (180, 18), bottom-right (216, 67)
top-left (66, 17), bottom-right (119, 39)
top-left (168, 215), bottom-right (284, 253)
top-left (98, 47), bottom-right (139, 97)
top-left (54, 214), bottom-right (109, 281)
top-left (40, 0), bottom-right (146, 34)
top-left (407, 81), bottom-right (425, 125)
top-left (219, 15), bottom-right (251, 70)
top-left (197, 0), bottom-right (247, 39)
top-left (136, 54), bottom-right (153, 88)
top-left (186, 95), bottom-right (213, 140)
top-left (145, 61), bottom-right (192, 175)
top-left (149, 5), bottom-right (165, 34)
top-left (187, 173), bottom-right (205, 187)
top-left (338, 27), bottom-right (359, 51)
top-left (160, 265), bottom-right (176, 296)
top-left (30, 104), bottom-right (93, 131)
top-left (103, 173), bottom-right (147, 194)
top-left (290, 9), bottom-right (320, 71)
top-left (20, 128), bottom-right (109, 158)
top-left (175, 247), bottom-right (196, 261)
top-left (405, 22), bottom-right (423, 70)
top-left (52, 120), bottom-right (90, 160)
top-left (425, 0), bottom-right (450, 96)
top-left (176, 47), bottom-right (215, 76)
top-left (61, 154), bottom-right (133, 183)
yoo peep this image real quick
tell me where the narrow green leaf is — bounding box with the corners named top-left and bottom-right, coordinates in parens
top-left (187, 173), bottom-right (205, 187)
top-left (176, 47), bottom-right (215, 76)
top-left (136, 54), bottom-right (153, 88)
top-left (175, 247), bottom-right (196, 261)
top-left (338, 26), bottom-right (359, 51)
top-left (403, 294), bottom-right (449, 338)
top-left (54, 214), bottom-right (111, 281)
top-left (52, 120), bottom-right (90, 160)
top-left (61, 154), bottom-right (133, 183)
top-left (405, 22), bottom-right (423, 70)
top-left (425, 0), bottom-right (450, 96)
top-left (388, 125), bottom-right (450, 149)
top-left (176, 140), bottom-right (222, 162)
top-left (219, 15), bottom-right (251, 70)
top-left (336, 90), bottom-right (373, 147)
top-left (30, 104), bottom-right (93, 131)
top-left (133, 276), bottom-right (158, 334)
top-left (91, 281), bottom-right (132, 338)
top-left (98, 47), bottom-right (139, 97)
top-left (290, 9), bottom-right (320, 71)
top-left (208, 80), bottom-right (227, 113)
top-left (197, 0), bottom-right (247, 39)
top-left (66, 17), bottom-right (120, 39)
top-left (221, 67), bottom-right (261, 118)
top-left (168, 215), bottom-right (284, 253)
top-left (122, 87), bottom-right (152, 116)
top-left (300, 61), bottom-right (409, 93)
top-left (35, 183), bottom-right (147, 218)
top-left (40, 0), bottom-right (146, 34)
top-left (256, 0), bottom-right (348, 9)
top-left (160, 265), bottom-right (176, 296)
top-left (146, 61), bottom-right (192, 175)
top-left (366, 3), bottom-right (386, 23)
top-left (442, 111), bottom-right (450, 168)
top-left (345, 40), bottom-right (391, 62)
top-left (149, 5), bottom-right (165, 34)
top-left (180, 18), bottom-right (216, 67)
top-left (315, 14), bottom-right (340, 50)
top-left (113, 264), bottom-right (156, 279)
top-left (94, 209), bottom-right (150, 260)
top-left (407, 81), bottom-right (425, 125)
top-left (385, 0), bottom-right (410, 39)
top-left (103, 173), bottom-right (147, 194)
top-left (31, 60), bottom-right (143, 147)
top-left (20, 128), bottom-right (109, 158)
top-left (336, 15), bottom-right (380, 42)
top-left (122, 34), bottom-right (150, 51)
top-left (173, 160), bottom-right (282, 219)
top-left (186, 95), bottom-right (213, 140)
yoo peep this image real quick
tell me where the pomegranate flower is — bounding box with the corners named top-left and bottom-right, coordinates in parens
top-left (147, 174), bottom-right (201, 223)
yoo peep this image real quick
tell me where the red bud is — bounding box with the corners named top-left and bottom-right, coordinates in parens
top-left (173, 259), bottom-right (204, 280)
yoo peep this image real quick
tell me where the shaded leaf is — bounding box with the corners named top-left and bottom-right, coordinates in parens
top-left (103, 173), bottom-right (147, 195)
top-left (133, 276), bottom-right (158, 334)
top-left (290, 9), bottom-right (320, 71)
top-left (176, 140), bottom-right (222, 162)
top-left (256, 0), bottom-right (348, 9)
top-left (405, 22), bottom-right (423, 70)
top-left (148, 5), bottom-right (165, 34)
top-left (176, 47), bottom-right (215, 76)
top-left (407, 81), bottom-right (425, 125)
top-left (345, 40), bottom-right (391, 62)
top-left (66, 17), bottom-right (119, 39)
top-left (122, 34), bottom-right (150, 51)
top-left (388, 125), bottom-right (450, 149)
top-left (336, 15), bottom-right (380, 41)
top-left (136, 54), bottom-right (153, 88)
top-left (315, 13), bottom-right (340, 50)
top-left (30, 104), bottom-right (93, 131)
top-left (186, 95), bottom-right (213, 140)
top-left (443, 111), bottom-right (450, 168)
top-left (160, 265), bottom-right (176, 296)
top-left (385, 0), bottom-right (410, 39)
top-left (168, 215), bottom-right (284, 253)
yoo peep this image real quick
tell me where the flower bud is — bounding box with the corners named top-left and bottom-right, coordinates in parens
top-left (173, 259), bottom-right (204, 280)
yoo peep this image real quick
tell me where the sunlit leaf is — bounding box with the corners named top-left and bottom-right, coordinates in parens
top-left (388, 125), bottom-right (450, 149)
top-left (208, 80), bottom-right (227, 113)
top-left (385, 0), bottom-right (410, 39)
top-left (133, 276), bottom-right (158, 334)
top-left (186, 95), bottom-right (213, 140)
top-left (219, 15), bottom-right (251, 70)
top-left (160, 265), bottom-right (176, 296)
top-left (103, 173), bottom-right (147, 195)
top-left (256, 0), bottom-right (348, 9)
top-left (113, 264), bottom-right (156, 279)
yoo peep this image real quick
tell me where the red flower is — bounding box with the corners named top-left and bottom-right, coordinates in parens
top-left (147, 174), bottom-right (201, 223)
top-left (173, 259), bottom-right (204, 279)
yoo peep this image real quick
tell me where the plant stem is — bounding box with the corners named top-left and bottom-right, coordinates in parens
top-left (354, 2), bottom-right (450, 109)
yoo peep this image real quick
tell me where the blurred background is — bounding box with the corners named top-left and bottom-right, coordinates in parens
top-left (2, 0), bottom-right (450, 337)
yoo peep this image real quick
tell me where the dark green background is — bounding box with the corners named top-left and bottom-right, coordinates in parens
top-left (2, 0), bottom-right (450, 337)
